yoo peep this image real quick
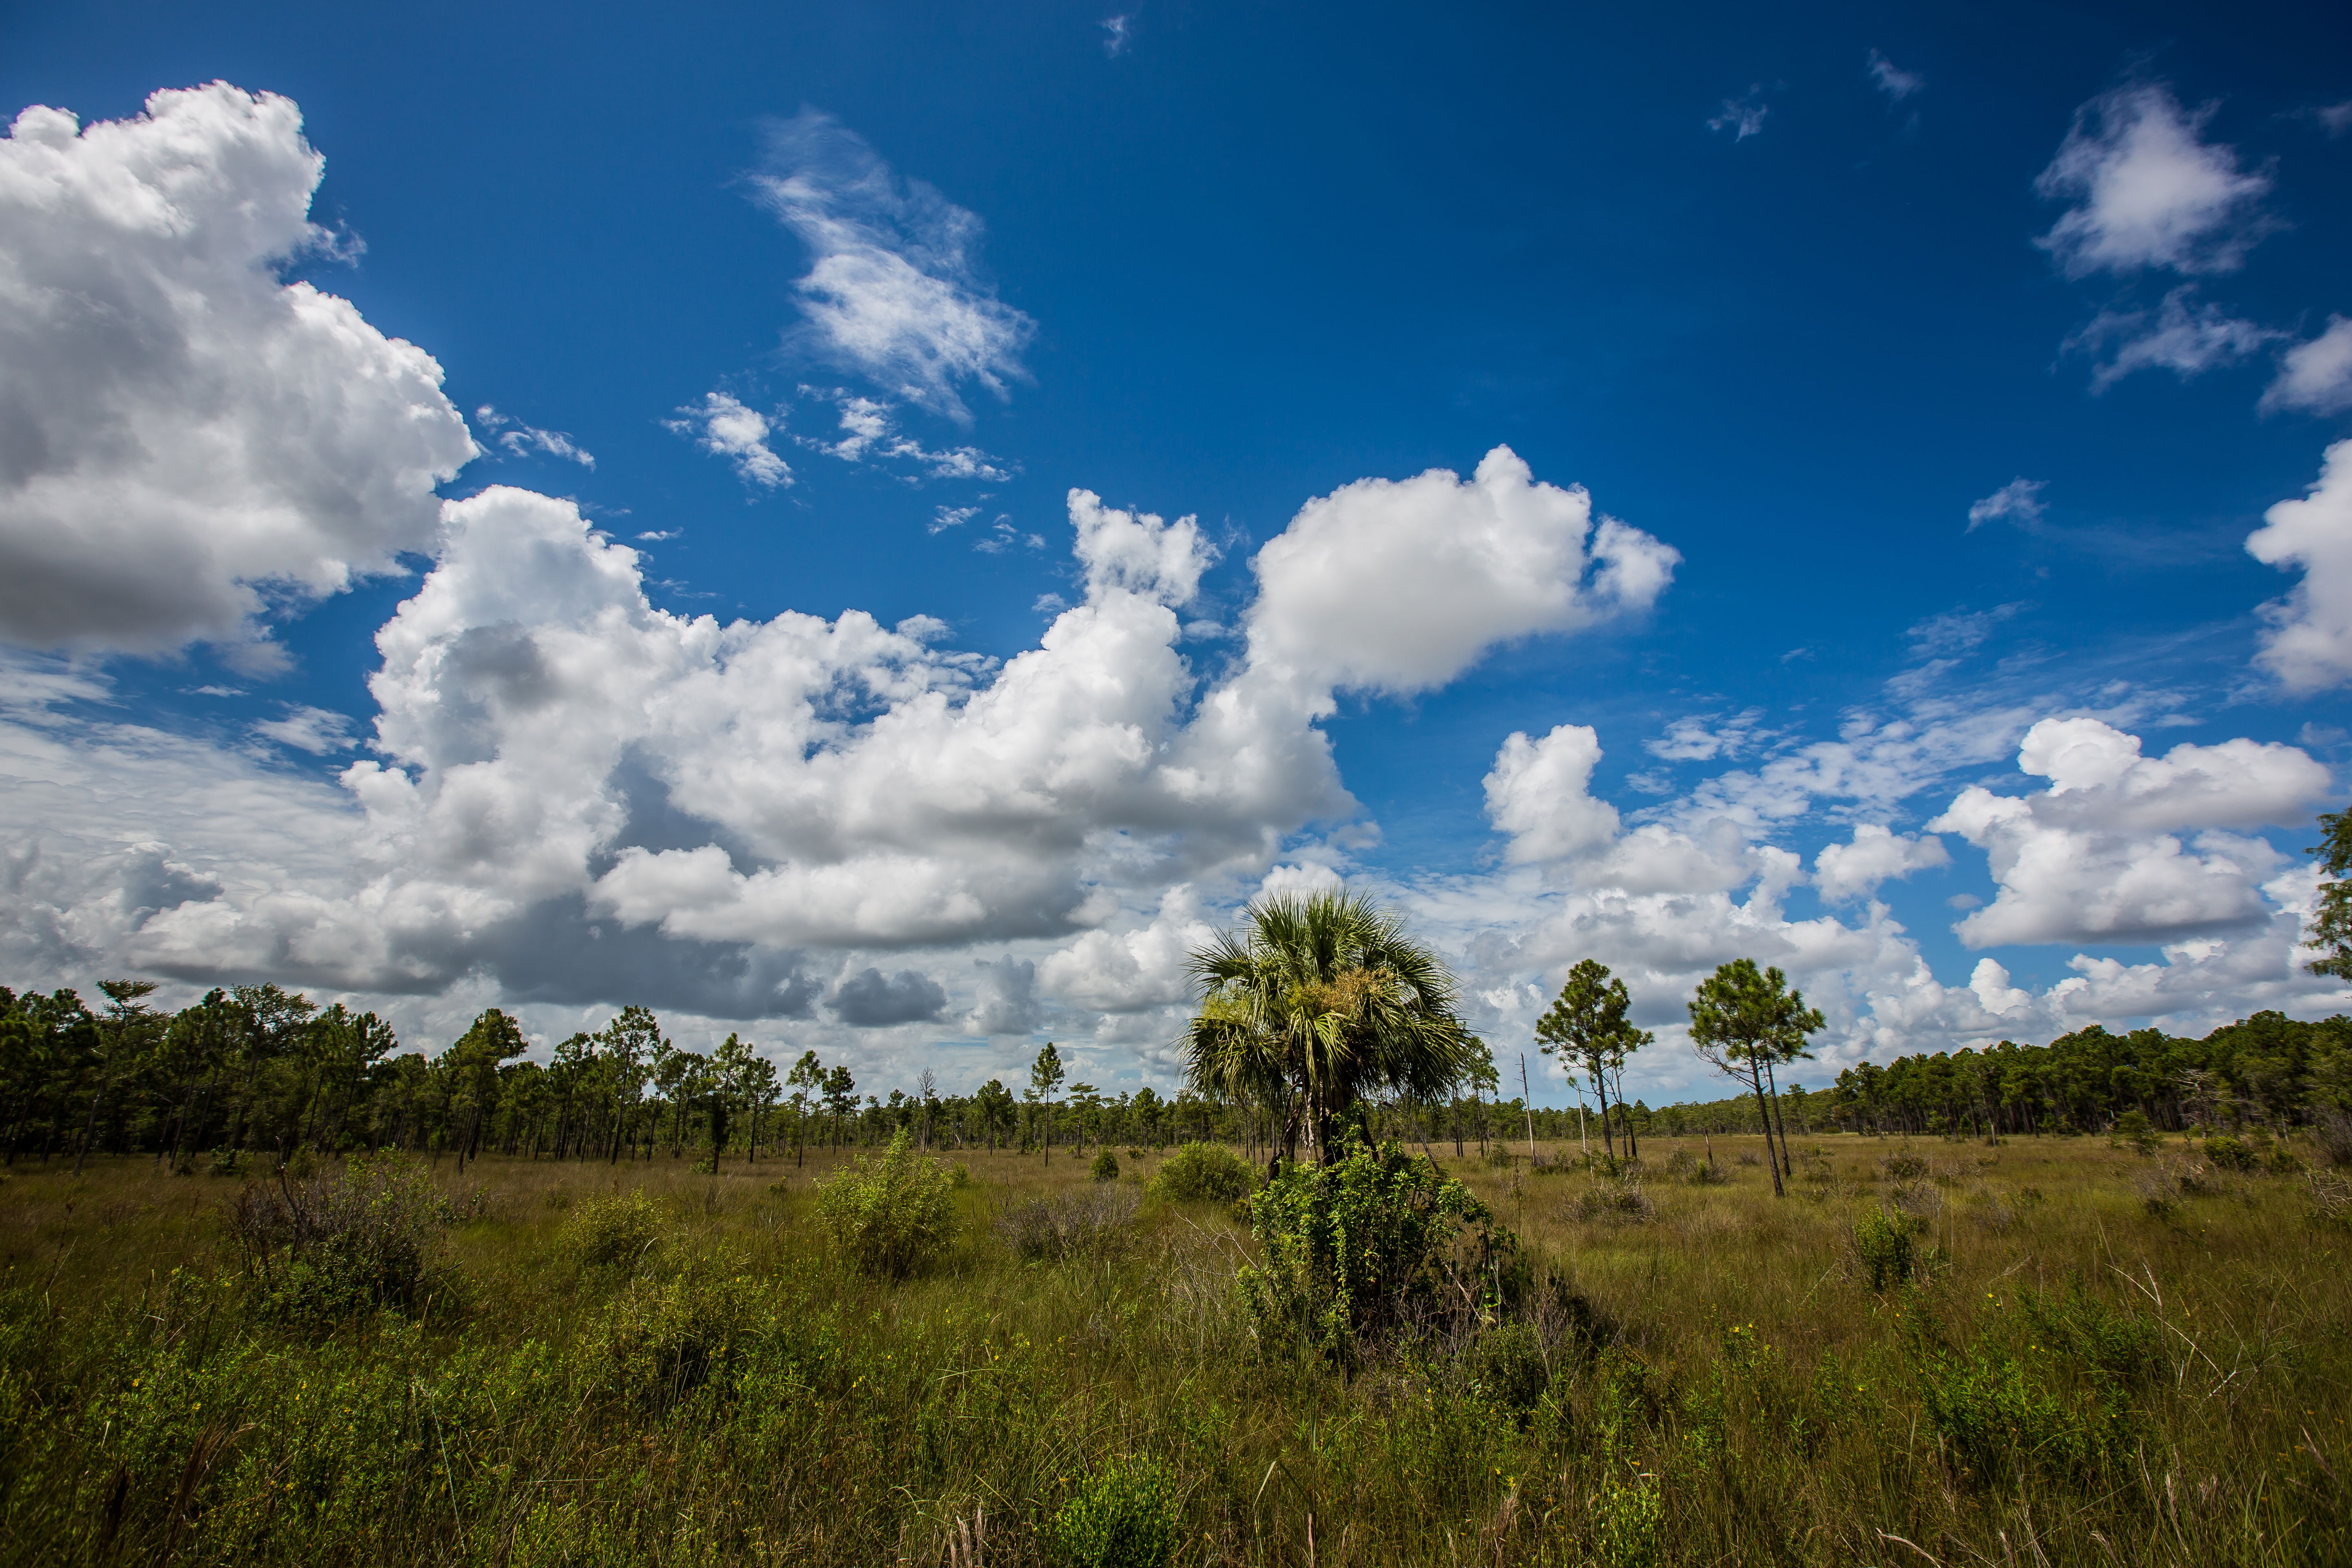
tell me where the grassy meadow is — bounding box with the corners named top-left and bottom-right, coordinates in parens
top-left (1, 1130), bottom-right (2347, 1566)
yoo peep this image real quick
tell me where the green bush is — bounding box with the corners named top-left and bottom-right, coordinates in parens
top-left (1464, 1321), bottom-right (1550, 1414)
top-left (1882, 1153), bottom-right (1927, 1180)
top-left (1048, 1456), bottom-right (1178, 1568)
top-left (561, 1190), bottom-right (664, 1272)
top-left (815, 1130), bottom-right (959, 1279)
top-left (1852, 1207), bottom-right (1920, 1292)
top-left (1090, 1148), bottom-right (1120, 1183)
top-left (223, 1152), bottom-right (454, 1319)
top-left (2109, 1109), bottom-right (2160, 1155)
top-left (572, 1266), bottom-right (764, 1413)
top-left (2204, 1134), bottom-right (2257, 1171)
top-left (1239, 1136), bottom-right (1521, 1364)
top-left (1919, 1348), bottom-right (2137, 1488)
top-left (1144, 1142), bottom-right (1254, 1205)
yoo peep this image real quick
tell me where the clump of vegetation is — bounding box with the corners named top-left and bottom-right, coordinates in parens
top-left (2313, 1107), bottom-right (2352, 1167)
top-left (996, 1184), bottom-right (1139, 1262)
top-left (2109, 1109), bottom-right (2161, 1154)
top-left (224, 1152), bottom-right (454, 1319)
top-left (1463, 1320), bottom-right (1551, 1414)
top-left (1144, 1141), bottom-right (1253, 1205)
top-left (1570, 1176), bottom-right (1654, 1225)
top-left (1851, 1207), bottom-right (1931, 1292)
top-left (2203, 1134), bottom-right (2257, 1171)
top-left (1239, 1136), bottom-right (1519, 1364)
top-left (561, 1189), bottom-right (665, 1271)
top-left (1920, 1288), bottom-right (2152, 1490)
top-left (815, 1129), bottom-right (959, 1278)
top-left (1090, 1148), bottom-right (1120, 1182)
top-left (1047, 1456), bottom-right (1178, 1568)
top-left (1882, 1152), bottom-right (1927, 1180)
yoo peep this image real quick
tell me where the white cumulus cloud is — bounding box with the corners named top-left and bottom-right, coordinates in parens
top-left (2247, 440), bottom-right (2352, 691)
top-left (2263, 317), bottom-right (2352, 416)
top-left (2035, 84), bottom-right (2272, 277)
top-left (1928, 717), bottom-right (2330, 947)
top-left (1813, 824), bottom-right (1949, 904)
top-left (0, 83), bottom-right (476, 660)
top-left (668, 392), bottom-right (790, 487)
top-left (1243, 445), bottom-right (1676, 704)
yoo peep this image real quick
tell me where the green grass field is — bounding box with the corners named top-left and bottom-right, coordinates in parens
top-left (2, 1131), bottom-right (2346, 1566)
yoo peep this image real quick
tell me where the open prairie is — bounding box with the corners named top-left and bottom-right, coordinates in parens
top-left (2, 1131), bottom-right (2345, 1566)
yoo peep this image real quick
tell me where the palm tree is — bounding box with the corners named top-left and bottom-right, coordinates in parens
top-left (1180, 889), bottom-right (1480, 1164)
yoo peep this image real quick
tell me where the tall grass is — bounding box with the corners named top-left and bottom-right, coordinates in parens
top-left (0, 1133), bottom-right (2344, 1565)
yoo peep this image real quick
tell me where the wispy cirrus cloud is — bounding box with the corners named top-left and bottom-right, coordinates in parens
top-left (749, 111), bottom-right (1036, 421)
top-left (1866, 50), bottom-right (1922, 104)
top-left (2067, 287), bottom-right (2281, 391)
top-left (1707, 87), bottom-right (1768, 141)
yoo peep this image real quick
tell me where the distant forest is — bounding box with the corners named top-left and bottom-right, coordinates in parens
top-left (4, 980), bottom-right (2348, 1171)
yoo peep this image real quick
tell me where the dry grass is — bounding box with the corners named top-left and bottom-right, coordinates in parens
top-left (1, 1130), bottom-right (2345, 1566)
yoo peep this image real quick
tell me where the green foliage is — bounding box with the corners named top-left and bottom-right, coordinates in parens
top-left (2204, 1134), bottom-right (2257, 1171)
top-left (561, 1190), bottom-right (664, 1272)
top-left (572, 1264), bottom-right (765, 1413)
top-left (1090, 1148), bottom-right (1120, 1183)
top-left (1048, 1455), bottom-right (1178, 1568)
top-left (1852, 1209), bottom-right (1920, 1292)
top-left (2110, 1109), bottom-right (2160, 1155)
top-left (1595, 1469), bottom-right (1664, 1568)
top-left (223, 1153), bottom-right (454, 1320)
top-left (1181, 889), bottom-right (1480, 1156)
top-left (1144, 1142), bottom-right (1254, 1205)
top-left (815, 1130), bottom-right (958, 1278)
top-left (1463, 1321), bottom-right (1550, 1414)
top-left (1238, 1136), bottom-right (1520, 1363)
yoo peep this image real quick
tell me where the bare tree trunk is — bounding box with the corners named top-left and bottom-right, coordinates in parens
top-left (1748, 1062), bottom-right (1786, 1198)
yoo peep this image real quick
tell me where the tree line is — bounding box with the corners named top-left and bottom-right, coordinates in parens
top-left (9, 870), bottom-right (2351, 1180)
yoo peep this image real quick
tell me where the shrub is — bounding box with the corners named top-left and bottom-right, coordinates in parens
top-left (207, 1146), bottom-right (243, 1177)
top-left (1882, 1153), bottom-right (1927, 1180)
top-left (816, 1130), bottom-right (959, 1279)
top-left (1145, 1142), bottom-right (1254, 1205)
top-left (573, 1265), bottom-right (765, 1413)
top-left (1238, 1136), bottom-right (1521, 1364)
top-left (2109, 1109), bottom-right (2160, 1155)
top-left (1570, 1177), bottom-right (1654, 1225)
top-left (1090, 1149), bottom-right (1120, 1183)
top-left (562, 1191), bottom-right (664, 1272)
top-left (224, 1152), bottom-right (453, 1319)
top-left (1688, 1158), bottom-right (1727, 1186)
top-left (2312, 1106), bottom-right (2352, 1168)
top-left (2018, 1283), bottom-right (2159, 1389)
top-left (1919, 1348), bottom-right (2135, 1488)
top-left (1464, 1321), bottom-right (1550, 1414)
top-left (1852, 1208), bottom-right (1921, 1292)
top-left (996, 1184), bottom-right (1140, 1263)
top-left (2204, 1134), bottom-right (2257, 1172)
top-left (1047, 1456), bottom-right (1178, 1568)
top-left (1594, 1470), bottom-right (1663, 1568)
top-left (1889, 1180), bottom-right (1942, 1229)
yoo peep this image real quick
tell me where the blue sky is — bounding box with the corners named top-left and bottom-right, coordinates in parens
top-left (4, 0), bottom-right (2352, 1103)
